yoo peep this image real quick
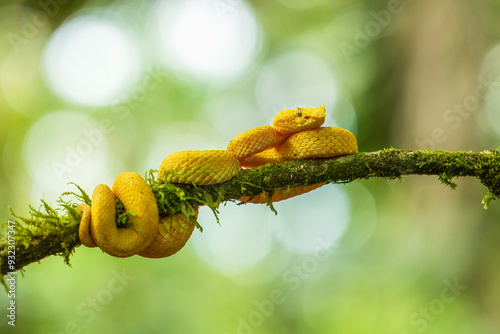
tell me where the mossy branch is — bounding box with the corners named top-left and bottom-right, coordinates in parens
top-left (1, 148), bottom-right (500, 276)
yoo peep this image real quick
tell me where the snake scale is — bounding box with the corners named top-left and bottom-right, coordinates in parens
top-left (77, 105), bottom-right (358, 258)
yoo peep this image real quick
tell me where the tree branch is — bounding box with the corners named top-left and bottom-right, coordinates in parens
top-left (1, 148), bottom-right (499, 276)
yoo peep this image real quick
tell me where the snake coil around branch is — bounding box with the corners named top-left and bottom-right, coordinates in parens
top-left (76, 105), bottom-right (358, 258)
top-left (1, 148), bottom-right (499, 276)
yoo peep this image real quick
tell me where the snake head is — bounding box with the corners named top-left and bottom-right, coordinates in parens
top-left (272, 105), bottom-right (326, 134)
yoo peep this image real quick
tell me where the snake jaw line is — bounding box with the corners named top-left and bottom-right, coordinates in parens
top-left (78, 105), bottom-right (358, 259)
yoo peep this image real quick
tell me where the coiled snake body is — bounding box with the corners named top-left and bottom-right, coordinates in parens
top-left (78, 106), bottom-right (358, 258)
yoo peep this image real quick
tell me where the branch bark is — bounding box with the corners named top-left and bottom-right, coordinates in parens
top-left (1, 149), bottom-right (499, 276)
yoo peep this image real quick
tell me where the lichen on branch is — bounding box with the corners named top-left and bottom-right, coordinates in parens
top-left (1, 148), bottom-right (499, 277)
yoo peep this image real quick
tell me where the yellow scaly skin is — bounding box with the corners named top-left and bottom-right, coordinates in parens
top-left (158, 150), bottom-right (239, 185)
top-left (78, 105), bottom-right (358, 258)
top-left (78, 172), bottom-right (159, 257)
top-left (137, 208), bottom-right (197, 258)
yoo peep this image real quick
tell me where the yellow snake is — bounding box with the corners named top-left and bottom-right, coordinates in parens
top-left (78, 105), bottom-right (358, 258)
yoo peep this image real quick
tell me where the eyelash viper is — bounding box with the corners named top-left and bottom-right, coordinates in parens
top-left (77, 105), bottom-right (358, 258)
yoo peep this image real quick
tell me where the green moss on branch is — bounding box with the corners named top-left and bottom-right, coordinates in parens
top-left (1, 148), bottom-right (499, 276)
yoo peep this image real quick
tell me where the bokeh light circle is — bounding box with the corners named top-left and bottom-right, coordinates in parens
top-left (255, 49), bottom-right (339, 114)
top-left (478, 43), bottom-right (500, 137)
top-left (22, 111), bottom-right (111, 204)
top-left (271, 185), bottom-right (350, 255)
top-left (191, 204), bottom-right (273, 277)
top-left (144, 120), bottom-right (228, 173)
top-left (42, 16), bottom-right (141, 106)
top-left (203, 97), bottom-right (263, 140)
top-left (152, 0), bottom-right (260, 82)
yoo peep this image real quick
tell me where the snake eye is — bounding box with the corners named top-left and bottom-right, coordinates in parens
top-left (296, 109), bottom-right (302, 117)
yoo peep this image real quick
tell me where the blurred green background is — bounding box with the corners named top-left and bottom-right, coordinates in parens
top-left (1, 0), bottom-right (500, 333)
